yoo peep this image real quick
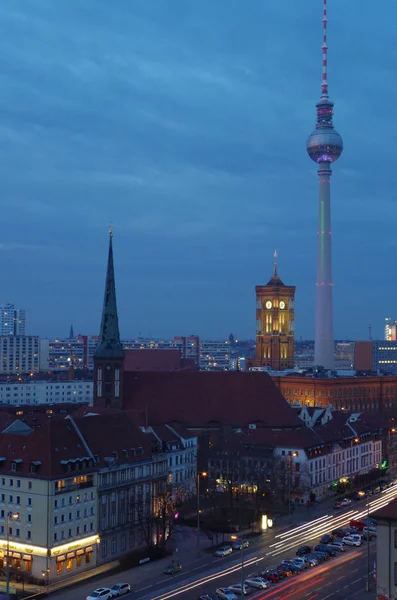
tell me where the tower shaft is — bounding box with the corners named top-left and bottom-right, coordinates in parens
top-left (315, 162), bottom-right (334, 368)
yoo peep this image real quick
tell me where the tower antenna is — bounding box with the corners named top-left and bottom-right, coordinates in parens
top-left (321, 0), bottom-right (328, 98)
top-left (273, 249), bottom-right (278, 278)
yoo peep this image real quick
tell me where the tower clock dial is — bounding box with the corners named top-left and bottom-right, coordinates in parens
top-left (265, 301), bottom-right (272, 309)
top-left (279, 301), bottom-right (286, 309)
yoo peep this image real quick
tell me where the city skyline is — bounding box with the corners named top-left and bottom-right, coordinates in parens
top-left (0, 1), bottom-right (395, 340)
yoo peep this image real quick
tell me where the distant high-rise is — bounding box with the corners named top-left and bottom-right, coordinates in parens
top-left (307, 0), bottom-right (343, 369)
top-left (0, 303), bottom-right (26, 336)
top-left (385, 317), bottom-right (397, 341)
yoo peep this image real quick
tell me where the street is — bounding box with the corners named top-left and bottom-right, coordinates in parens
top-left (49, 483), bottom-right (393, 600)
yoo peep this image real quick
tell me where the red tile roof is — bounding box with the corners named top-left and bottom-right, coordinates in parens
top-left (122, 371), bottom-right (303, 428)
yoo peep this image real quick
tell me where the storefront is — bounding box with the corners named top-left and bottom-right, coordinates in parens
top-left (53, 544), bottom-right (94, 575)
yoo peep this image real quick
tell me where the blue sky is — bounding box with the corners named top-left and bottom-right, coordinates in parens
top-left (0, 0), bottom-right (395, 341)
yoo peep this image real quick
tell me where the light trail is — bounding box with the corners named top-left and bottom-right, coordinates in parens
top-left (275, 514), bottom-right (331, 539)
top-left (150, 555), bottom-right (264, 600)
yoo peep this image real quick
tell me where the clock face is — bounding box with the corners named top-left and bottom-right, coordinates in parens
top-left (279, 301), bottom-right (286, 310)
top-left (265, 301), bottom-right (272, 309)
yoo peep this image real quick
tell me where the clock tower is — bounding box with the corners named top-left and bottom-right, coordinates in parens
top-left (93, 230), bottom-right (125, 409)
top-left (254, 252), bottom-right (295, 370)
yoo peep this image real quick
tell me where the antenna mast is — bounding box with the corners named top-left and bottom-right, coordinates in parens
top-left (321, 0), bottom-right (328, 98)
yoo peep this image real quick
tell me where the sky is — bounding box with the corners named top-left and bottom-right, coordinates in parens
top-left (1, 0), bottom-right (396, 342)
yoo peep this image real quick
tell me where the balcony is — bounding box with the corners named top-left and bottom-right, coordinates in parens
top-left (55, 476), bottom-right (94, 494)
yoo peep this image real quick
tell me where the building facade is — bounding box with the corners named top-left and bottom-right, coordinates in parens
top-left (0, 380), bottom-right (93, 406)
top-left (374, 498), bottom-right (397, 600)
top-left (0, 336), bottom-right (39, 374)
top-left (0, 304), bottom-right (26, 336)
top-left (252, 254), bottom-right (295, 371)
top-left (199, 340), bottom-right (231, 371)
top-left (271, 373), bottom-right (397, 414)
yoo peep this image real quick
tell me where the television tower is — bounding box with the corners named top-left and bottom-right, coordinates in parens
top-left (307, 0), bottom-right (343, 369)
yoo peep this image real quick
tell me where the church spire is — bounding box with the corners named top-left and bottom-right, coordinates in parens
top-left (95, 228), bottom-right (124, 359)
top-left (272, 249), bottom-right (278, 278)
top-left (267, 249), bottom-right (284, 286)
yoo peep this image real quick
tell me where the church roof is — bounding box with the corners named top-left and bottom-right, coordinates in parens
top-left (95, 232), bottom-right (124, 360)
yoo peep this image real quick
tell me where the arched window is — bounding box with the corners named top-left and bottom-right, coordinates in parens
top-left (115, 368), bottom-right (120, 398)
top-left (97, 367), bottom-right (102, 398)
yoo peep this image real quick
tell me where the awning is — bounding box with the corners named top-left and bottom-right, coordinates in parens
top-left (23, 555), bottom-right (32, 561)
top-left (76, 550), bottom-right (84, 556)
top-left (56, 555), bottom-right (66, 562)
top-left (12, 552), bottom-right (21, 559)
top-left (85, 546), bottom-right (93, 553)
top-left (66, 552), bottom-right (75, 559)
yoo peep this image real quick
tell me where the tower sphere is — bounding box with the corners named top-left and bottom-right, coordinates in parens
top-left (306, 127), bottom-right (343, 164)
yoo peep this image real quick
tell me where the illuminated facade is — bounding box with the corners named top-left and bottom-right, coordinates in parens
top-left (0, 304), bottom-right (26, 336)
top-left (253, 254), bottom-right (295, 370)
top-left (385, 317), bottom-right (397, 341)
top-left (0, 336), bottom-right (40, 374)
top-left (0, 380), bottom-right (92, 405)
top-left (307, 0), bottom-right (343, 369)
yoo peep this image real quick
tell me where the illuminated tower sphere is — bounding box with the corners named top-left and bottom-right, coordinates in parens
top-left (306, 0), bottom-right (343, 370)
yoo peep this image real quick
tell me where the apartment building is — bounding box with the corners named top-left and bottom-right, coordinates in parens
top-left (0, 304), bottom-right (26, 336)
top-left (0, 380), bottom-right (93, 406)
top-left (0, 336), bottom-right (39, 374)
top-left (0, 417), bottom-right (99, 582)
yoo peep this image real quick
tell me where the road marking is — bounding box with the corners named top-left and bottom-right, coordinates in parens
top-left (351, 578), bottom-right (361, 584)
top-left (321, 595), bottom-right (335, 600)
top-left (343, 584), bottom-right (350, 589)
top-left (135, 585), bottom-right (153, 592)
top-left (351, 568), bottom-right (359, 573)
top-left (336, 576), bottom-right (344, 581)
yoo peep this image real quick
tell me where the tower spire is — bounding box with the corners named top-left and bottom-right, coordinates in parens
top-left (95, 230), bottom-right (124, 359)
top-left (321, 0), bottom-right (328, 98)
top-left (272, 250), bottom-right (278, 278)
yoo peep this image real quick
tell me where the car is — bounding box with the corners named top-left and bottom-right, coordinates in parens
top-left (281, 560), bottom-right (302, 574)
top-left (244, 577), bottom-right (269, 589)
top-left (87, 589), bottom-right (113, 600)
top-left (198, 595), bottom-right (218, 600)
top-left (373, 485), bottom-right (381, 494)
top-left (311, 551), bottom-right (328, 562)
top-left (314, 544), bottom-right (336, 556)
top-left (214, 546), bottom-right (233, 557)
top-left (320, 534), bottom-right (333, 544)
top-left (262, 570), bottom-right (281, 583)
top-left (276, 565), bottom-right (293, 577)
top-left (379, 481), bottom-right (388, 491)
top-left (351, 490), bottom-right (366, 500)
top-left (340, 498), bottom-right (351, 506)
top-left (215, 588), bottom-right (238, 600)
top-left (328, 542), bottom-right (345, 552)
top-left (232, 539), bottom-right (250, 550)
top-left (332, 528), bottom-right (349, 538)
top-left (110, 584), bottom-right (131, 598)
top-left (306, 555), bottom-right (320, 566)
top-left (164, 563), bottom-right (182, 574)
top-left (350, 519), bottom-right (365, 531)
top-left (296, 545), bottom-right (312, 556)
top-left (361, 530), bottom-right (373, 541)
top-left (292, 557), bottom-right (309, 569)
top-left (333, 501), bottom-right (343, 509)
top-left (228, 583), bottom-right (249, 595)
top-left (342, 535), bottom-right (361, 547)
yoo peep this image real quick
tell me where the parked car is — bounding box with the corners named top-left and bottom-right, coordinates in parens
top-left (342, 535), bottom-right (361, 547)
top-left (314, 544), bottom-right (336, 556)
top-left (296, 545), bottom-right (312, 556)
top-left (320, 534), bottom-right (333, 544)
top-left (199, 595), bottom-right (218, 600)
top-left (350, 519), bottom-right (365, 531)
top-left (281, 560), bottom-right (302, 574)
top-left (351, 490), bottom-right (366, 500)
top-left (110, 584), bottom-right (131, 598)
top-left (215, 588), bottom-right (238, 600)
top-left (332, 528), bottom-right (349, 538)
top-left (306, 555), bottom-right (320, 566)
top-left (214, 546), bottom-right (233, 557)
top-left (328, 542), bottom-right (345, 552)
top-left (341, 498), bottom-right (352, 506)
top-left (262, 570), bottom-right (282, 583)
top-left (244, 577), bottom-right (269, 589)
top-left (333, 501), bottom-right (343, 509)
top-left (232, 539), bottom-right (249, 550)
top-left (228, 583), bottom-right (249, 595)
top-left (87, 589), bottom-right (112, 600)
top-left (311, 551), bottom-right (328, 562)
top-left (276, 565), bottom-right (293, 577)
top-left (290, 558), bottom-right (308, 569)
top-left (164, 564), bottom-right (182, 574)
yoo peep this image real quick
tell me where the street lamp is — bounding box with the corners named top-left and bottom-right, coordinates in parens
top-left (231, 536), bottom-right (245, 599)
top-left (197, 472), bottom-right (207, 556)
top-left (6, 511), bottom-right (19, 600)
top-left (287, 452), bottom-right (298, 514)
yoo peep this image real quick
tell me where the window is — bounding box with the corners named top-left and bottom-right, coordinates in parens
top-left (9, 495), bottom-right (13, 503)
top-left (54, 500), bottom-right (58, 509)
top-left (69, 512), bottom-right (72, 521)
top-left (16, 480), bottom-right (20, 488)
top-left (102, 540), bottom-right (108, 557)
top-left (27, 497), bottom-right (32, 506)
top-left (27, 514), bottom-right (31, 523)
top-left (27, 530), bottom-right (31, 539)
top-left (54, 517), bottom-right (58, 525)
top-left (68, 529), bottom-right (72, 538)
top-left (76, 526), bottom-right (80, 535)
top-left (54, 533), bottom-right (58, 542)
top-left (112, 538), bottom-right (117, 553)
top-left (9, 479), bottom-right (13, 486)
top-left (76, 510), bottom-right (80, 519)
top-left (16, 496), bottom-right (20, 505)
top-left (66, 558), bottom-right (72, 571)
top-left (16, 528), bottom-right (20, 537)
top-left (121, 534), bottom-right (126, 551)
top-left (76, 554), bottom-right (82, 567)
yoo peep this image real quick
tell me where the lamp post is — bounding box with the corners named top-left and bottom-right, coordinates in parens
top-left (365, 497), bottom-right (370, 592)
top-left (197, 472), bottom-right (207, 557)
top-left (231, 536), bottom-right (245, 599)
top-left (288, 452), bottom-right (298, 514)
top-left (6, 511), bottom-right (19, 600)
